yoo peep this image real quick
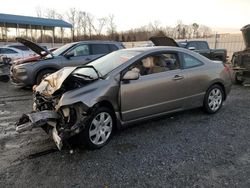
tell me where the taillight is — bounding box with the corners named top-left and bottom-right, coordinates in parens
top-left (223, 63), bottom-right (230, 73)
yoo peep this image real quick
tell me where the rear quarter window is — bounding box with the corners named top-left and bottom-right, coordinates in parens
top-left (109, 44), bottom-right (119, 52)
top-left (182, 53), bottom-right (204, 69)
top-left (91, 44), bottom-right (110, 55)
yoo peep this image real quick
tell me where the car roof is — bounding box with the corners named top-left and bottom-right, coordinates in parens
top-left (74, 41), bottom-right (123, 45)
top-left (178, 40), bottom-right (207, 43)
top-left (0, 46), bottom-right (19, 51)
top-left (120, 46), bottom-right (185, 53)
top-left (116, 46), bottom-right (211, 62)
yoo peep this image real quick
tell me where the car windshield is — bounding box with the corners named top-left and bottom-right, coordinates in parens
top-left (46, 43), bottom-right (76, 58)
top-left (73, 50), bottom-right (141, 78)
top-left (178, 42), bottom-right (187, 48)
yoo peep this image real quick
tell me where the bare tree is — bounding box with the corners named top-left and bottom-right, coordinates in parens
top-left (148, 20), bottom-right (161, 34)
top-left (67, 8), bottom-right (77, 41)
top-left (192, 23), bottom-right (199, 38)
top-left (44, 9), bottom-right (58, 19)
top-left (95, 17), bottom-right (107, 36)
top-left (86, 13), bottom-right (95, 38)
top-left (198, 25), bottom-right (212, 38)
top-left (165, 26), bottom-right (174, 37)
top-left (107, 14), bottom-right (116, 39)
top-left (35, 6), bottom-right (43, 17)
top-left (76, 11), bottom-right (87, 38)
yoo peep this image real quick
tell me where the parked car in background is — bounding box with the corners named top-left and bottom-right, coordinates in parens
top-left (0, 46), bottom-right (33, 62)
top-left (177, 40), bottom-right (228, 63)
top-left (13, 47), bottom-right (57, 66)
top-left (5, 44), bottom-right (31, 51)
top-left (11, 38), bottom-right (124, 87)
top-left (16, 46), bottom-right (232, 150)
top-left (149, 36), bottom-right (228, 63)
top-left (0, 55), bottom-right (11, 82)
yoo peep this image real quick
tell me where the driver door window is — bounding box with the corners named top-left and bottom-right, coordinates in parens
top-left (130, 53), bottom-right (180, 76)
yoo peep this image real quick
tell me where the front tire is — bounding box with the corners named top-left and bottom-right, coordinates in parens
top-left (79, 107), bottom-right (114, 150)
top-left (203, 84), bottom-right (224, 114)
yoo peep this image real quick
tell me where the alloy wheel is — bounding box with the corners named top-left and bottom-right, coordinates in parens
top-left (89, 112), bottom-right (113, 145)
top-left (208, 88), bottom-right (222, 112)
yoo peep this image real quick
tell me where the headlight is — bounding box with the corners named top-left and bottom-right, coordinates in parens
top-left (14, 67), bottom-right (27, 74)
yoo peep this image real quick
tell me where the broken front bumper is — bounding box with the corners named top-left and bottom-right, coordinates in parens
top-left (16, 110), bottom-right (63, 150)
top-left (16, 110), bottom-right (59, 133)
top-left (16, 108), bottom-right (87, 150)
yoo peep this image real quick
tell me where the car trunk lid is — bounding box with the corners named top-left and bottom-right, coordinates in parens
top-left (149, 36), bottom-right (179, 47)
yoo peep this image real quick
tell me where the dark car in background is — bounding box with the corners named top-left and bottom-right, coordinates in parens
top-left (178, 40), bottom-right (227, 63)
top-left (10, 38), bottom-right (124, 87)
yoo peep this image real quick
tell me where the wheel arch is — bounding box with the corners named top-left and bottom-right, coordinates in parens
top-left (92, 100), bottom-right (121, 129)
top-left (34, 67), bottom-right (59, 84)
top-left (94, 100), bottom-right (116, 117)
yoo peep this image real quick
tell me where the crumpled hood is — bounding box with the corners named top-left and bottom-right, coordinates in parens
top-left (35, 67), bottom-right (77, 96)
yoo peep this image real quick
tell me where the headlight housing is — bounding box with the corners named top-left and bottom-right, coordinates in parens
top-left (14, 67), bottom-right (27, 74)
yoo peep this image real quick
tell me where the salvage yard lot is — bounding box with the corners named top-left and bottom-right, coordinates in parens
top-left (0, 82), bottom-right (250, 187)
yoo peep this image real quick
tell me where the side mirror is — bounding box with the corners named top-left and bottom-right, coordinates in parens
top-left (122, 70), bottom-right (140, 81)
top-left (188, 47), bottom-right (196, 50)
top-left (64, 52), bottom-right (74, 59)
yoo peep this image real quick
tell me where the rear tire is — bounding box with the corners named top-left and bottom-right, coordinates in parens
top-left (36, 69), bottom-right (55, 84)
top-left (235, 72), bottom-right (244, 85)
top-left (203, 84), bottom-right (224, 114)
top-left (78, 106), bottom-right (115, 150)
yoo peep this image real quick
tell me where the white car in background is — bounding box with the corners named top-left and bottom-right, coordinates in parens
top-left (0, 46), bottom-right (34, 62)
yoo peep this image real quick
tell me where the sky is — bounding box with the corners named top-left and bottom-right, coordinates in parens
top-left (0, 0), bottom-right (249, 33)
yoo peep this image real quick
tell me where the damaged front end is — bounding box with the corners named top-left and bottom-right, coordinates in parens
top-left (16, 67), bottom-right (98, 150)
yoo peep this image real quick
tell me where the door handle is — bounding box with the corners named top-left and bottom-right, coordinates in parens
top-left (172, 75), bottom-right (184, 80)
top-left (85, 58), bottom-right (91, 61)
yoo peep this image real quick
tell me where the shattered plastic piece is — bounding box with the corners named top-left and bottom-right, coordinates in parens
top-left (16, 110), bottom-right (59, 133)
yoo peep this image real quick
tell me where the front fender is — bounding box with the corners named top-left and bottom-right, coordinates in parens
top-left (56, 82), bottom-right (119, 112)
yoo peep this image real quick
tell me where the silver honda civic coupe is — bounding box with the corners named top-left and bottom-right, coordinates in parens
top-left (16, 46), bottom-right (232, 150)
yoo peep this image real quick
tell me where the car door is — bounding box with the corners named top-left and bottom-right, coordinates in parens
top-left (120, 51), bottom-right (188, 122)
top-left (195, 41), bottom-right (211, 58)
top-left (62, 44), bottom-right (92, 67)
top-left (179, 52), bottom-right (209, 108)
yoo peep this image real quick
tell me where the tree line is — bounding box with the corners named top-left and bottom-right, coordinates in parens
top-left (36, 7), bottom-right (213, 42)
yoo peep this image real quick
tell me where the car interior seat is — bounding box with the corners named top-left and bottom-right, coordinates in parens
top-left (141, 57), bottom-right (155, 75)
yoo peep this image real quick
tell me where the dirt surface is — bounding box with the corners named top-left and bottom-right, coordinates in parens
top-left (0, 82), bottom-right (250, 188)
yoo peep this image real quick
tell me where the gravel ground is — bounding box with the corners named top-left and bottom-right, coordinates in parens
top-left (0, 82), bottom-right (250, 188)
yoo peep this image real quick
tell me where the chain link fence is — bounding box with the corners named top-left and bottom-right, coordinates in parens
top-left (124, 33), bottom-right (245, 60)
